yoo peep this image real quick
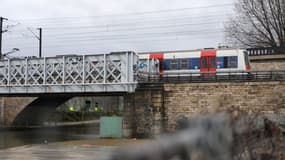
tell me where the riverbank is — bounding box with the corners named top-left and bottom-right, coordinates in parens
top-left (0, 139), bottom-right (150, 160)
top-left (55, 138), bottom-right (149, 147)
top-left (0, 119), bottom-right (100, 130)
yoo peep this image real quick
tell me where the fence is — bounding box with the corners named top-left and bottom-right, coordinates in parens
top-left (247, 47), bottom-right (285, 56)
top-left (138, 70), bottom-right (285, 83)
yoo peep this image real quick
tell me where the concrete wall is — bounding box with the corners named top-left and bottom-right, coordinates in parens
top-left (250, 54), bottom-right (285, 70)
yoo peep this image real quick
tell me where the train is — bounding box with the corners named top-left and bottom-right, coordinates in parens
top-left (138, 48), bottom-right (251, 77)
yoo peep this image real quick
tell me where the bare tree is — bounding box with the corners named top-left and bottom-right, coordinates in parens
top-left (225, 0), bottom-right (285, 48)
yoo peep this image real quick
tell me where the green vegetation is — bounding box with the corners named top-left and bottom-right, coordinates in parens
top-left (47, 104), bottom-right (122, 122)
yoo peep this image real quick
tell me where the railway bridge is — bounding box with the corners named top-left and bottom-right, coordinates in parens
top-left (0, 49), bottom-right (284, 138)
top-left (0, 51), bottom-right (138, 127)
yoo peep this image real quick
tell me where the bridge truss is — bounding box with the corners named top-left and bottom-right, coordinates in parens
top-left (0, 52), bottom-right (138, 95)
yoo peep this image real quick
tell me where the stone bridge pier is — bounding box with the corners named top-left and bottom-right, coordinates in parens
top-left (0, 96), bottom-right (72, 126)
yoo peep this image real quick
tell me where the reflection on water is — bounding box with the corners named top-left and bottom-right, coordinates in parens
top-left (0, 125), bottom-right (99, 149)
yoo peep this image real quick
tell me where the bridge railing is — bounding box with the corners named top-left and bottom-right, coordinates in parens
top-left (0, 52), bottom-right (138, 94)
top-left (247, 47), bottom-right (285, 56)
top-left (138, 70), bottom-right (285, 83)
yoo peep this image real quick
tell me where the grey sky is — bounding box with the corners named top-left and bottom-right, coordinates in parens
top-left (0, 0), bottom-right (235, 57)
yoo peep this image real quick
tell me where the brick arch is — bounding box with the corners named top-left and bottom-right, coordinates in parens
top-left (12, 96), bottom-right (73, 126)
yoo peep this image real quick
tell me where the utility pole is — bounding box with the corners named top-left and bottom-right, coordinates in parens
top-left (0, 17), bottom-right (8, 60)
top-left (27, 27), bottom-right (43, 58)
top-left (38, 28), bottom-right (42, 58)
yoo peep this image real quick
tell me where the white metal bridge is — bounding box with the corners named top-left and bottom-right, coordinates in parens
top-left (0, 51), bottom-right (138, 95)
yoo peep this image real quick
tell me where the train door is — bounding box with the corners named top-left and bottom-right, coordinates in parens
top-left (150, 53), bottom-right (164, 75)
top-left (200, 50), bottom-right (217, 76)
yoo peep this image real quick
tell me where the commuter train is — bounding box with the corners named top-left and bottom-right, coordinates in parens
top-left (138, 48), bottom-right (251, 76)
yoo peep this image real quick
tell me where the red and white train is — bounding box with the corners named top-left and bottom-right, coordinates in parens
top-left (138, 48), bottom-right (251, 76)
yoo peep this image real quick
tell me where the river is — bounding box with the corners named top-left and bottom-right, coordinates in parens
top-left (0, 125), bottom-right (99, 149)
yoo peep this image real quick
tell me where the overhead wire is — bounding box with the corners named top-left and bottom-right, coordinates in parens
top-left (13, 3), bottom-right (234, 22)
top-left (2, 3), bottom-right (233, 56)
top-left (5, 32), bottom-right (225, 50)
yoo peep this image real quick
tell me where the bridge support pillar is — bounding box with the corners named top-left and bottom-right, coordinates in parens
top-left (124, 84), bottom-right (165, 138)
top-left (0, 97), bottom-right (4, 126)
top-left (122, 94), bottom-right (135, 138)
top-left (0, 97), bottom-right (36, 127)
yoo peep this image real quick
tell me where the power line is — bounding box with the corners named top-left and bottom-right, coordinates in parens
top-left (4, 23), bottom-right (225, 40)
top-left (3, 18), bottom-right (226, 40)
top-left (18, 11), bottom-right (233, 27)
top-left (4, 32), bottom-right (224, 51)
top-left (7, 13), bottom-right (231, 34)
top-left (4, 27), bottom-right (224, 44)
top-left (4, 29), bottom-right (225, 47)
top-left (14, 3), bottom-right (234, 22)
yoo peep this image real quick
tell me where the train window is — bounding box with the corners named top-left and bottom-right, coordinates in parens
top-left (190, 58), bottom-right (200, 69)
top-left (180, 59), bottom-right (188, 70)
top-left (217, 57), bottom-right (225, 69)
top-left (163, 59), bottom-right (170, 70)
top-left (170, 59), bottom-right (178, 70)
top-left (228, 56), bottom-right (238, 68)
top-left (217, 56), bottom-right (238, 68)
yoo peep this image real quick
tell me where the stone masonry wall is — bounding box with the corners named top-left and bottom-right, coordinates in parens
top-left (123, 88), bottom-right (163, 138)
top-left (2, 97), bottom-right (37, 126)
top-left (164, 82), bottom-right (285, 132)
top-left (249, 54), bottom-right (285, 70)
top-left (250, 61), bottom-right (285, 70)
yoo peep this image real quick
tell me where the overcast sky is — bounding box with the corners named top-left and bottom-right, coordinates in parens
top-left (0, 0), bottom-right (235, 57)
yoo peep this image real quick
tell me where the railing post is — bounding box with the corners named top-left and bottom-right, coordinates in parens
top-left (104, 54), bottom-right (107, 84)
top-left (43, 57), bottom-right (46, 85)
top-left (7, 59), bottom-right (10, 86)
top-left (82, 55), bottom-right (85, 84)
top-left (62, 56), bottom-right (65, 84)
top-left (130, 51), bottom-right (134, 83)
top-left (25, 58), bottom-right (28, 85)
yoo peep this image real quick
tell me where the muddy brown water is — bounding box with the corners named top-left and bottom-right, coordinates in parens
top-left (0, 125), bottom-right (99, 149)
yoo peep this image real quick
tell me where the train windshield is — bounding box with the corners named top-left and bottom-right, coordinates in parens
top-left (244, 51), bottom-right (250, 66)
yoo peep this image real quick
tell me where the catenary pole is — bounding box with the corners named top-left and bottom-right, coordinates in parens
top-left (38, 28), bottom-right (42, 58)
top-left (0, 17), bottom-right (8, 60)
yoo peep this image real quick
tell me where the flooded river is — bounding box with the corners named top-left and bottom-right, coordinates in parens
top-left (0, 125), bottom-right (99, 149)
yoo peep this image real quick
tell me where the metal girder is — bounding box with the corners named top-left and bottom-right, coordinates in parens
top-left (0, 52), bottom-right (138, 94)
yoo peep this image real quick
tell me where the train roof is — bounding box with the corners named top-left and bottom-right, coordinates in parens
top-left (138, 48), bottom-right (245, 55)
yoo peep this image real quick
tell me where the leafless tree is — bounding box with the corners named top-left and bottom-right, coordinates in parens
top-left (225, 0), bottom-right (285, 48)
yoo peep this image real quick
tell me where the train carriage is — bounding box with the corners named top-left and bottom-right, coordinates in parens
top-left (138, 48), bottom-right (251, 77)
